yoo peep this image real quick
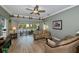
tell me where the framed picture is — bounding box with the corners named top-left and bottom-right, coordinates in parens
top-left (52, 20), bottom-right (62, 30)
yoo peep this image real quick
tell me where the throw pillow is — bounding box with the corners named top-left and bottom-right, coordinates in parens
top-left (46, 39), bottom-right (56, 47)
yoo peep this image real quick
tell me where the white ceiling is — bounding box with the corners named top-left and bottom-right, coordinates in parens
top-left (1, 5), bottom-right (74, 19)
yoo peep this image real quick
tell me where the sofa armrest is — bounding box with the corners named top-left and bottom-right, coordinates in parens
top-left (45, 37), bottom-right (79, 53)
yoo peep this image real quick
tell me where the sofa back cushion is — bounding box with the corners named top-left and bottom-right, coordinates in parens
top-left (58, 36), bottom-right (79, 45)
top-left (46, 39), bottom-right (56, 47)
top-left (62, 35), bottom-right (74, 40)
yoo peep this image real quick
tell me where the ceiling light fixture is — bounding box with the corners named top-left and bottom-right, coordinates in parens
top-left (33, 10), bottom-right (38, 14)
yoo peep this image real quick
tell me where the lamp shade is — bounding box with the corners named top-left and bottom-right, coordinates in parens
top-left (12, 26), bottom-right (16, 30)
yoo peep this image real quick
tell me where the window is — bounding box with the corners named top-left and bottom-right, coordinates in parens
top-left (26, 24), bottom-right (29, 27)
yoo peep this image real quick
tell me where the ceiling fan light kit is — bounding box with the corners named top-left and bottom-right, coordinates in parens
top-left (33, 10), bottom-right (38, 14)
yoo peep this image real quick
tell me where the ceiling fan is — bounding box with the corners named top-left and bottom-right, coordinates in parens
top-left (26, 5), bottom-right (45, 15)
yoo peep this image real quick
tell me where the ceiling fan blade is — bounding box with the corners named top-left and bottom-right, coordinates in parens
top-left (37, 13), bottom-right (40, 15)
top-left (30, 12), bottom-right (33, 14)
top-left (39, 10), bottom-right (45, 12)
top-left (26, 8), bottom-right (33, 11)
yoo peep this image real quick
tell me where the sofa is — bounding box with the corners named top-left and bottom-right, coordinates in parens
top-left (34, 36), bottom-right (79, 53)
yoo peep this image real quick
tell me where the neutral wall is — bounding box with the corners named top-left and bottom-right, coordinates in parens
top-left (0, 6), bottom-right (9, 18)
top-left (0, 6), bottom-right (10, 37)
top-left (45, 6), bottom-right (79, 39)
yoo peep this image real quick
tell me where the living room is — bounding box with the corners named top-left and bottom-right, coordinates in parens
top-left (0, 5), bottom-right (79, 53)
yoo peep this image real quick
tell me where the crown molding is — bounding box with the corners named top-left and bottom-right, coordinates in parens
top-left (1, 5), bottom-right (77, 19)
top-left (0, 5), bottom-right (11, 15)
top-left (44, 5), bottom-right (77, 19)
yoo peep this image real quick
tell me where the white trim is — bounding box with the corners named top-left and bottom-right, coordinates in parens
top-left (0, 5), bottom-right (11, 15)
top-left (44, 5), bottom-right (77, 19)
